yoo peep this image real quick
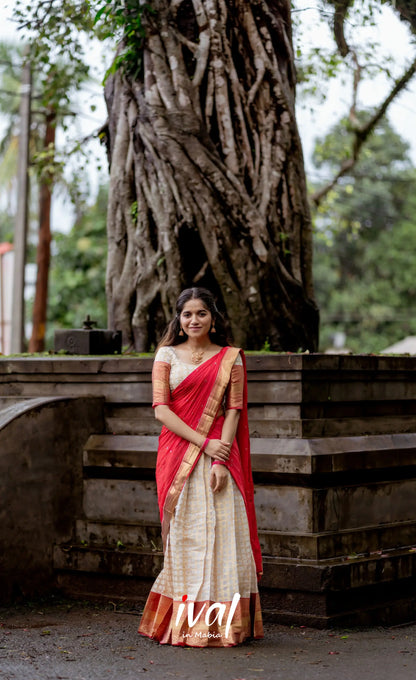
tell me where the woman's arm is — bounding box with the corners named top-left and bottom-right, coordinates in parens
top-left (154, 405), bottom-right (231, 462)
top-left (220, 408), bottom-right (241, 445)
top-left (210, 409), bottom-right (241, 493)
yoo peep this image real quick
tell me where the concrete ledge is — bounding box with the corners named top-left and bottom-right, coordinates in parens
top-left (1, 354), bottom-right (416, 438)
top-left (0, 396), bottom-right (71, 430)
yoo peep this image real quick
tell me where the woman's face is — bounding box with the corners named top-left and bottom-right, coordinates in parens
top-left (180, 298), bottom-right (213, 339)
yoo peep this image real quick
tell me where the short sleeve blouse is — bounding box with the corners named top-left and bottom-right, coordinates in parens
top-left (151, 346), bottom-right (244, 410)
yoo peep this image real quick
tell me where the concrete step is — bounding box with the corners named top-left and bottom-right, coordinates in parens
top-left (75, 517), bottom-right (416, 562)
top-left (83, 434), bottom-right (158, 469)
top-left (53, 544), bottom-right (416, 626)
top-left (53, 543), bottom-right (163, 580)
top-left (75, 519), bottom-right (163, 552)
top-left (104, 403), bottom-right (160, 436)
top-left (251, 415), bottom-right (416, 438)
top-left (54, 570), bottom-right (416, 628)
top-left (300, 415), bottom-right (416, 438)
top-left (104, 412), bottom-right (416, 439)
top-left (83, 478), bottom-right (159, 524)
top-left (54, 571), bottom-right (152, 604)
top-left (262, 548), bottom-right (416, 592)
top-left (260, 523), bottom-right (416, 560)
top-left (105, 403), bottom-right (301, 420)
top-left (81, 472), bottom-right (416, 534)
top-left (105, 417), bottom-right (161, 435)
top-left (84, 431), bottom-right (416, 478)
top-left (104, 403), bottom-right (303, 437)
top-left (84, 424), bottom-right (416, 483)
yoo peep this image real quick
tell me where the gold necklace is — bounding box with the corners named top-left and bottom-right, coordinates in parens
top-left (191, 349), bottom-right (205, 365)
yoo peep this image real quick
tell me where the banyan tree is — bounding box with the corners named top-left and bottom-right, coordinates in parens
top-left (104, 0), bottom-right (319, 351)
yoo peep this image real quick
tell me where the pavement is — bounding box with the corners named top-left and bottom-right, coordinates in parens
top-left (0, 598), bottom-right (415, 680)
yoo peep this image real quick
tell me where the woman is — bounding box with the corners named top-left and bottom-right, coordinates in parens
top-left (138, 287), bottom-right (263, 647)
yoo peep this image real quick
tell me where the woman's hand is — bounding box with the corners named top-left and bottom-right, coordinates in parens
top-left (204, 438), bottom-right (230, 462)
top-left (210, 464), bottom-right (229, 493)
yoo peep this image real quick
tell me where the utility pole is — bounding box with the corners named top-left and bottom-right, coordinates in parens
top-left (11, 56), bottom-right (32, 353)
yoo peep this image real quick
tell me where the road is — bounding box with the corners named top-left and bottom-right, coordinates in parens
top-left (0, 599), bottom-right (415, 680)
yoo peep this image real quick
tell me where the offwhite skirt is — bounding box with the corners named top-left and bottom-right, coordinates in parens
top-left (138, 454), bottom-right (263, 647)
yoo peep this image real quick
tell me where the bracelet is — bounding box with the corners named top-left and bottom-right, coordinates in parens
top-left (202, 437), bottom-right (210, 451)
top-left (212, 460), bottom-right (226, 466)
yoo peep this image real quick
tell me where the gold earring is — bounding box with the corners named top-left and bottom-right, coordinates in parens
top-left (211, 325), bottom-right (216, 333)
top-left (179, 328), bottom-right (184, 336)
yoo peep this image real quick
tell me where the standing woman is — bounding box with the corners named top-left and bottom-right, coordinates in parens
top-left (138, 287), bottom-right (263, 647)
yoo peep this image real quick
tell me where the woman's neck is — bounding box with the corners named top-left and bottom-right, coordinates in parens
top-left (184, 338), bottom-right (213, 351)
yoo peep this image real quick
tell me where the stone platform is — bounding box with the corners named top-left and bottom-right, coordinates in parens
top-left (1, 354), bottom-right (416, 626)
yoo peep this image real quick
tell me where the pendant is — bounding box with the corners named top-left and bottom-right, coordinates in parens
top-left (191, 350), bottom-right (205, 365)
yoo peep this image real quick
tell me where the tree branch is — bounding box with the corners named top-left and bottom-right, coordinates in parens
top-left (331, 0), bottom-right (353, 57)
top-left (349, 49), bottom-right (362, 124)
top-left (391, 0), bottom-right (416, 33)
top-left (311, 57), bottom-right (416, 207)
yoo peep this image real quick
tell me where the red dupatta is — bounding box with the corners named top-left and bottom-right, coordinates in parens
top-left (153, 346), bottom-right (263, 578)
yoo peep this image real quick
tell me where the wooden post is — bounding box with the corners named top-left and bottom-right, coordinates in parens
top-left (28, 110), bottom-right (56, 353)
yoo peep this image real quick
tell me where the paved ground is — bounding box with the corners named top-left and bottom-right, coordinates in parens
top-left (1, 598), bottom-right (415, 680)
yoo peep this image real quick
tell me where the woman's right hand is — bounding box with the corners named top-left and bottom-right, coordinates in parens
top-left (204, 438), bottom-right (231, 462)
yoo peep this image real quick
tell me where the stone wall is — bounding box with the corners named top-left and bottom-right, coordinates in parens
top-left (1, 354), bottom-right (416, 625)
top-left (0, 396), bottom-right (104, 601)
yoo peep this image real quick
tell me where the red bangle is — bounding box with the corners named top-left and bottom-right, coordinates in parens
top-left (202, 437), bottom-right (210, 451)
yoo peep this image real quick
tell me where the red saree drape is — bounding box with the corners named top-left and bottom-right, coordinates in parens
top-left (154, 346), bottom-right (262, 578)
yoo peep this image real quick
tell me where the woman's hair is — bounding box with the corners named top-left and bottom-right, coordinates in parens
top-left (157, 287), bottom-right (232, 349)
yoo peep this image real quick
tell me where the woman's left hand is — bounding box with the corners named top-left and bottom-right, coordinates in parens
top-left (210, 464), bottom-right (228, 493)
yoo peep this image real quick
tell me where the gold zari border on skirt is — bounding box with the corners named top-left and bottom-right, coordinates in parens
top-left (138, 591), bottom-right (263, 647)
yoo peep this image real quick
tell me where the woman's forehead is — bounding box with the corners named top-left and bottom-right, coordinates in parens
top-left (182, 298), bottom-right (209, 313)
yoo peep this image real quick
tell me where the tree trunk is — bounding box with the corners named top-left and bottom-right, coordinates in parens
top-left (29, 111), bottom-right (55, 353)
top-left (105, 0), bottom-right (319, 351)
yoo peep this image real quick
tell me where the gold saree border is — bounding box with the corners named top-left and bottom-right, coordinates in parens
top-left (161, 347), bottom-right (240, 550)
top-left (138, 591), bottom-right (263, 647)
top-left (152, 360), bottom-right (171, 407)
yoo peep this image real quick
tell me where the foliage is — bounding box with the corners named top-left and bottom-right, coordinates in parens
top-left (312, 116), bottom-right (416, 352)
top-left (0, 210), bottom-right (14, 243)
top-left (14, 1), bottom-right (151, 84)
top-left (94, 0), bottom-right (153, 80)
top-left (0, 42), bottom-right (38, 249)
top-left (14, 1), bottom-right (93, 109)
top-left (293, 0), bottom-right (393, 100)
top-left (46, 184), bottom-right (108, 347)
top-left (11, 3), bottom-right (104, 202)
